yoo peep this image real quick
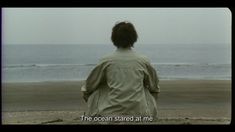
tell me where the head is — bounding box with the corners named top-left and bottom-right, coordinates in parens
top-left (111, 21), bottom-right (138, 48)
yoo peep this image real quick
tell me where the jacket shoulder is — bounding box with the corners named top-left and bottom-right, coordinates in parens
top-left (98, 53), bottom-right (115, 64)
top-left (134, 53), bottom-right (151, 65)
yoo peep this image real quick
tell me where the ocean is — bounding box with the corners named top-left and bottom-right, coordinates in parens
top-left (2, 44), bottom-right (231, 82)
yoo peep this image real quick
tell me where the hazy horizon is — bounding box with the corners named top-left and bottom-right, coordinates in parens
top-left (2, 8), bottom-right (231, 46)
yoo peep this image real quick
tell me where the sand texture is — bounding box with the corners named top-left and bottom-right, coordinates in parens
top-left (2, 80), bottom-right (231, 125)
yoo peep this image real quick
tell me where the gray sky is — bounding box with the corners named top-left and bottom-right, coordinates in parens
top-left (2, 8), bottom-right (231, 45)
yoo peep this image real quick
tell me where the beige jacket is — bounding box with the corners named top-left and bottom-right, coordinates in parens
top-left (81, 48), bottom-right (160, 119)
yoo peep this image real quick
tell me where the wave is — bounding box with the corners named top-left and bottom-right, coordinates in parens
top-left (152, 63), bottom-right (231, 67)
top-left (3, 63), bottom-right (97, 69)
top-left (3, 63), bottom-right (231, 69)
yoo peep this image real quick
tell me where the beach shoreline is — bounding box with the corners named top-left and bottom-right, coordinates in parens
top-left (2, 80), bottom-right (231, 125)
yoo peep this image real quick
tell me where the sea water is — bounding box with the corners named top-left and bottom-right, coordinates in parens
top-left (2, 44), bottom-right (231, 82)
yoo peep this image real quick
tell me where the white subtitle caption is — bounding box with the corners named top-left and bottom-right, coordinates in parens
top-left (80, 115), bottom-right (153, 122)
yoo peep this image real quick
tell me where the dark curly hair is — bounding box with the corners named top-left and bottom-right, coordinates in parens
top-left (111, 21), bottom-right (138, 48)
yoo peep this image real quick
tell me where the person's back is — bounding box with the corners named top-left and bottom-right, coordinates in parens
top-left (81, 21), bottom-right (160, 123)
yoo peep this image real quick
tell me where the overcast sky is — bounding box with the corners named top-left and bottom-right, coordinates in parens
top-left (2, 8), bottom-right (231, 45)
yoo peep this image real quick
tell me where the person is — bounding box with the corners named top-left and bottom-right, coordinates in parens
top-left (81, 21), bottom-right (160, 123)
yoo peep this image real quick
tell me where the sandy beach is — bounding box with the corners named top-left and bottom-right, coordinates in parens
top-left (2, 80), bottom-right (231, 125)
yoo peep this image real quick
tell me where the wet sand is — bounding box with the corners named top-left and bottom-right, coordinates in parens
top-left (2, 80), bottom-right (231, 124)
